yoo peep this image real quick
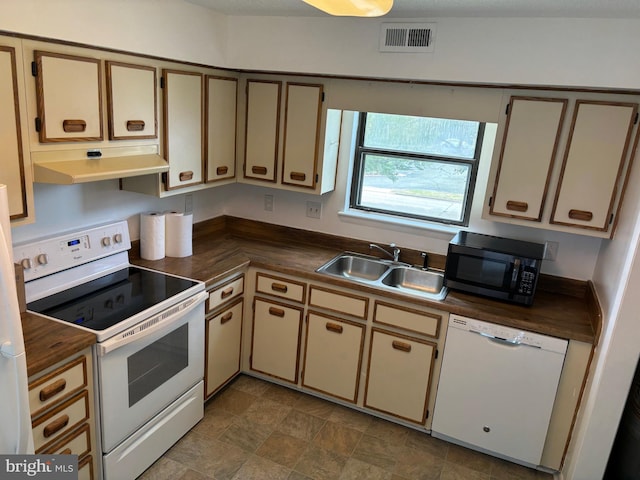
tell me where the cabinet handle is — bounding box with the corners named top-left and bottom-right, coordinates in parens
top-left (216, 166), bottom-right (229, 175)
top-left (39, 379), bottom-right (67, 402)
top-left (221, 311), bottom-right (233, 324)
top-left (392, 340), bottom-right (412, 353)
top-left (325, 322), bottom-right (343, 334)
top-left (62, 119), bottom-right (86, 133)
top-left (221, 287), bottom-right (234, 299)
top-left (43, 414), bottom-right (69, 438)
top-left (290, 171), bottom-right (306, 182)
top-left (506, 200), bottom-right (529, 212)
top-left (179, 171), bottom-right (194, 181)
top-left (568, 209), bottom-right (593, 221)
top-left (252, 166), bottom-right (267, 175)
top-left (60, 448), bottom-right (72, 455)
top-left (268, 307), bottom-right (285, 317)
top-left (126, 120), bottom-right (145, 131)
top-left (271, 282), bottom-right (288, 293)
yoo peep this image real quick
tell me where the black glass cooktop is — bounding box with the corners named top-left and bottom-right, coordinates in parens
top-left (28, 267), bottom-right (198, 332)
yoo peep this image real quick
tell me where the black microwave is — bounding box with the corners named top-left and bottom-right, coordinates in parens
top-left (444, 231), bottom-right (545, 306)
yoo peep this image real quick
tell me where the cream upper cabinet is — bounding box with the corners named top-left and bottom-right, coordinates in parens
top-left (489, 97), bottom-right (567, 221)
top-left (106, 61), bottom-right (157, 140)
top-left (162, 69), bottom-right (203, 190)
top-left (550, 100), bottom-right (638, 232)
top-left (243, 79), bottom-right (281, 182)
top-left (0, 44), bottom-right (30, 221)
top-left (33, 51), bottom-right (103, 142)
top-left (205, 76), bottom-right (237, 183)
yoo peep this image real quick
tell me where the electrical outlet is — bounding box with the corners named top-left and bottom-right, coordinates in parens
top-left (306, 201), bottom-right (322, 219)
top-left (184, 194), bottom-right (193, 214)
top-left (264, 194), bottom-right (274, 212)
top-left (544, 241), bottom-right (559, 261)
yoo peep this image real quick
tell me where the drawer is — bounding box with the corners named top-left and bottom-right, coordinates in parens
top-left (42, 423), bottom-right (91, 458)
top-left (256, 272), bottom-right (306, 303)
top-left (208, 275), bottom-right (244, 313)
top-left (373, 301), bottom-right (443, 338)
top-left (29, 356), bottom-right (88, 418)
top-left (33, 391), bottom-right (90, 452)
top-left (309, 285), bottom-right (368, 319)
top-left (78, 454), bottom-right (94, 480)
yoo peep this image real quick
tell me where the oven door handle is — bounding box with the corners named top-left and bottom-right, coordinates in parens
top-left (97, 291), bottom-right (207, 356)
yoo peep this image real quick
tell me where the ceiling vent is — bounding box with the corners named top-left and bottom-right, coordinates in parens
top-left (379, 23), bottom-right (436, 53)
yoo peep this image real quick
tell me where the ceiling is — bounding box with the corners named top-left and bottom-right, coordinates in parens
top-left (185, 0), bottom-right (640, 19)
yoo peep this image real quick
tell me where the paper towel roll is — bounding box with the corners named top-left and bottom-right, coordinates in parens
top-left (140, 212), bottom-right (166, 260)
top-left (0, 185), bottom-right (13, 255)
top-left (165, 211), bottom-right (193, 258)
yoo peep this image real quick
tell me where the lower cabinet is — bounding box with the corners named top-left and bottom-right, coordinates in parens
top-left (301, 311), bottom-right (365, 403)
top-left (206, 298), bottom-right (243, 398)
top-left (250, 297), bottom-right (304, 383)
top-left (364, 328), bottom-right (437, 424)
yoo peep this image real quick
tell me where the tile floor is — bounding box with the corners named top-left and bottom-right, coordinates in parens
top-left (138, 375), bottom-right (554, 480)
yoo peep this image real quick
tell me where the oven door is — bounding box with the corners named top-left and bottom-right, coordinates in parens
top-left (97, 291), bottom-right (206, 453)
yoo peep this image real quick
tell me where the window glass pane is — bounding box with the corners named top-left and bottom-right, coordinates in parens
top-left (359, 154), bottom-right (471, 223)
top-left (363, 113), bottom-right (480, 159)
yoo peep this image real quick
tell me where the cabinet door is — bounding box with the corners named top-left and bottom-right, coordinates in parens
top-left (206, 298), bottom-right (243, 397)
top-left (0, 46), bottom-right (27, 219)
top-left (244, 79), bottom-right (281, 182)
top-left (281, 83), bottom-right (323, 189)
top-left (551, 100), bottom-right (638, 231)
top-left (364, 329), bottom-right (436, 424)
top-left (490, 97), bottom-right (567, 221)
top-left (106, 61), bottom-right (157, 140)
top-left (301, 312), bottom-right (364, 403)
top-left (34, 51), bottom-right (103, 142)
top-left (250, 297), bottom-right (303, 383)
top-left (162, 69), bottom-right (204, 190)
top-left (206, 76), bottom-right (237, 182)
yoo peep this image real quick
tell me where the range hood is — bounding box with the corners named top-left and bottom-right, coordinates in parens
top-left (32, 145), bottom-right (169, 185)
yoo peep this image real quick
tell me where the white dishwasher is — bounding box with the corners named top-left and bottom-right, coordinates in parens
top-left (431, 314), bottom-right (567, 467)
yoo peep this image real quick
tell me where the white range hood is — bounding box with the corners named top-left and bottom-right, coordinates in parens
top-left (31, 145), bottom-right (169, 185)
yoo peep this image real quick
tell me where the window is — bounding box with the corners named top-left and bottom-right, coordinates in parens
top-left (350, 112), bottom-right (485, 226)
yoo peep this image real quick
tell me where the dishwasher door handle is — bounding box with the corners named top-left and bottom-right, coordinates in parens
top-left (471, 329), bottom-right (523, 347)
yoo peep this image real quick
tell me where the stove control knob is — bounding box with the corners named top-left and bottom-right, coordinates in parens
top-left (113, 233), bottom-right (123, 244)
top-left (20, 258), bottom-right (32, 270)
top-left (101, 236), bottom-right (112, 247)
top-left (36, 253), bottom-right (48, 266)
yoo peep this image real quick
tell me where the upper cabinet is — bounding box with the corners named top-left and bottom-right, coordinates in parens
top-left (33, 51), bottom-right (103, 142)
top-left (239, 75), bottom-right (341, 194)
top-left (205, 76), bottom-right (237, 183)
top-left (484, 92), bottom-right (639, 238)
top-left (106, 61), bottom-right (157, 140)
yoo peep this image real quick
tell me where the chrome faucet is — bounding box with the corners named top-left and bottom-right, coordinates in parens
top-left (369, 243), bottom-right (401, 262)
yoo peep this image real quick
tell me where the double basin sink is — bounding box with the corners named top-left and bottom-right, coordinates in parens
top-left (316, 252), bottom-right (448, 301)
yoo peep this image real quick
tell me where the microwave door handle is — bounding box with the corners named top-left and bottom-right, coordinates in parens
top-left (510, 259), bottom-right (521, 290)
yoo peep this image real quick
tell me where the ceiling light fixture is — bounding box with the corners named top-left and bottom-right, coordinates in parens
top-left (302, 0), bottom-right (393, 17)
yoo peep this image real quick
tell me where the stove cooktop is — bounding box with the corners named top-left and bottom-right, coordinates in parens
top-left (27, 267), bottom-right (198, 332)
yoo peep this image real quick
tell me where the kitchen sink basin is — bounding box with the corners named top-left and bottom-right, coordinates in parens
top-left (316, 252), bottom-right (448, 301)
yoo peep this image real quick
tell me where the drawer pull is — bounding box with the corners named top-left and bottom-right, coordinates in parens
top-left (43, 415), bottom-right (69, 438)
top-left (392, 340), bottom-right (412, 353)
top-left (126, 120), bottom-right (145, 131)
top-left (216, 166), bottom-right (229, 175)
top-left (290, 171), bottom-right (306, 182)
top-left (568, 209), bottom-right (593, 221)
top-left (325, 322), bottom-right (343, 334)
top-left (39, 379), bottom-right (67, 402)
top-left (221, 287), bottom-right (234, 299)
top-left (506, 200), bottom-right (528, 212)
top-left (179, 171), bottom-right (194, 181)
top-left (252, 166), bottom-right (267, 175)
top-left (60, 448), bottom-right (72, 455)
top-left (221, 311), bottom-right (233, 324)
top-left (271, 282), bottom-right (288, 293)
top-left (269, 307), bottom-right (285, 317)
top-left (62, 119), bottom-right (86, 133)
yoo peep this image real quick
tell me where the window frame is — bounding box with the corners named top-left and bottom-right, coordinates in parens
top-left (349, 112), bottom-right (485, 227)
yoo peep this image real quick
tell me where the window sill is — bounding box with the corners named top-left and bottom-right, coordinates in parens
top-left (338, 209), bottom-right (461, 237)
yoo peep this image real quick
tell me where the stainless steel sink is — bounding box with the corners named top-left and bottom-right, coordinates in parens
top-left (316, 252), bottom-right (448, 301)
